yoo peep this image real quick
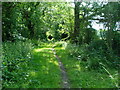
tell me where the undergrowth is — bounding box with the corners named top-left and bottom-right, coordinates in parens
top-left (56, 42), bottom-right (118, 88)
top-left (55, 41), bottom-right (119, 88)
top-left (2, 40), bottom-right (61, 88)
top-left (2, 41), bottom-right (34, 88)
top-left (2, 40), bottom-right (119, 88)
top-left (65, 40), bottom-right (119, 70)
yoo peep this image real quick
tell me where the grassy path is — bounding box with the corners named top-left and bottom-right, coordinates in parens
top-left (32, 44), bottom-right (118, 88)
top-left (30, 46), bottom-right (70, 88)
top-left (25, 47), bottom-right (62, 88)
top-left (3, 42), bottom-right (118, 88)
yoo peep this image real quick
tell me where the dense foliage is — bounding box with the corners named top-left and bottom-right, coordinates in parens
top-left (2, 1), bottom-right (120, 88)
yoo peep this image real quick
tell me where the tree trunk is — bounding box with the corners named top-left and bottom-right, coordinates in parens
top-left (23, 10), bottom-right (34, 39)
top-left (28, 21), bottom-right (34, 39)
top-left (106, 19), bottom-right (114, 51)
top-left (106, 3), bottom-right (114, 51)
top-left (71, 2), bottom-right (80, 44)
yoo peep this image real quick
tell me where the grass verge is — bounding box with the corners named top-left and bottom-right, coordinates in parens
top-left (3, 41), bottom-right (62, 88)
top-left (56, 48), bottom-right (118, 88)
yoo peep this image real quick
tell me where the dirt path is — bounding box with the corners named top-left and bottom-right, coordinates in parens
top-left (52, 48), bottom-right (70, 88)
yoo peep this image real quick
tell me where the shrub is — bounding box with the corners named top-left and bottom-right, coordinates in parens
top-left (88, 40), bottom-right (107, 51)
top-left (112, 31), bottom-right (120, 56)
top-left (65, 43), bottom-right (89, 61)
top-left (65, 40), bottom-right (119, 70)
top-left (2, 41), bottom-right (34, 87)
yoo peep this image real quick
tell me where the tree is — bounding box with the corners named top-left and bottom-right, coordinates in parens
top-left (2, 2), bottom-right (17, 41)
top-left (71, 1), bottom-right (81, 44)
top-left (100, 2), bottom-right (120, 50)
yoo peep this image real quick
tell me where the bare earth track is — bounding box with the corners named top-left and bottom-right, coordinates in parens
top-left (52, 48), bottom-right (70, 88)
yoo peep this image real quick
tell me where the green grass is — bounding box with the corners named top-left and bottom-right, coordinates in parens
top-left (56, 48), bottom-right (118, 88)
top-left (3, 41), bottom-right (119, 88)
top-left (26, 47), bottom-right (61, 88)
top-left (3, 41), bottom-right (62, 88)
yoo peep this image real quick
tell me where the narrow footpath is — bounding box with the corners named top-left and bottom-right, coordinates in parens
top-left (52, 48), bottom-right (70, 88)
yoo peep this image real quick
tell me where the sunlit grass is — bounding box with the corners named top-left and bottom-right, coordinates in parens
top-left (25, 45), bottom-right (62, 88)
top-left (33, 48), bottom-right (52, 52)
top-left (30, 71), bottom-right (36, 76)
top-left (3, 41), bottom-right (118, 88)
top-left (3, 41), bottom-right (62, 88)
top-left (33, 47), bottom-right (65, 53)
top-left (48, 60), bottom-right (59, 66)
top-left (55, 47), bottom-right (65, 50)
top-left (56, 48), bottom-right (118, 88)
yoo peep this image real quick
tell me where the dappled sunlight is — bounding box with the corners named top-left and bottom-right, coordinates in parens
top-left (47, 44), bottom-right (54, 47)
top-left (32, 46), bottom-right (62, 67)
top-left (33, 46), bottom-right (65, 54)
top-left (42, 43), bottom-right (54, 47)
top-left (48, 60), bottom-right (59, 66)
top-left (42, 53), bottom-right (51, 57)
top-left (30, 71), bottom-right (37, 77)
top-left (75, 64), bottom-right (81, 71)
top-left (42, 65), bottom-right (47, 69)
top-left (65, 63), bottom-right (81, 71)
top-left (33, 48), bottom-right (52, 52)
top-left (44, 71), bottom-right (49, 74)
top-left (55, 47), bottom-right (65, 50)
top-left (3, 1), bottom-right (119, 88)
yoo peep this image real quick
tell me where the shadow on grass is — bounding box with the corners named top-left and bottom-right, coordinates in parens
top-left (18, 47), bottom-right (62, 88)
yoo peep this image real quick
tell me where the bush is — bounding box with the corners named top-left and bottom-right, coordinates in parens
top-left (87, 40), bottom-right (119, 69)
top-left (2, 41), bottom-right (34, 87)
top-left (88, 40), bottom-right (107, 51)
top-left (65, 40), bottom-right (119, 70)
top-left (112, 31), bottom-right (120, 56)
top-left (65, 43), bottom-right (89, 61)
